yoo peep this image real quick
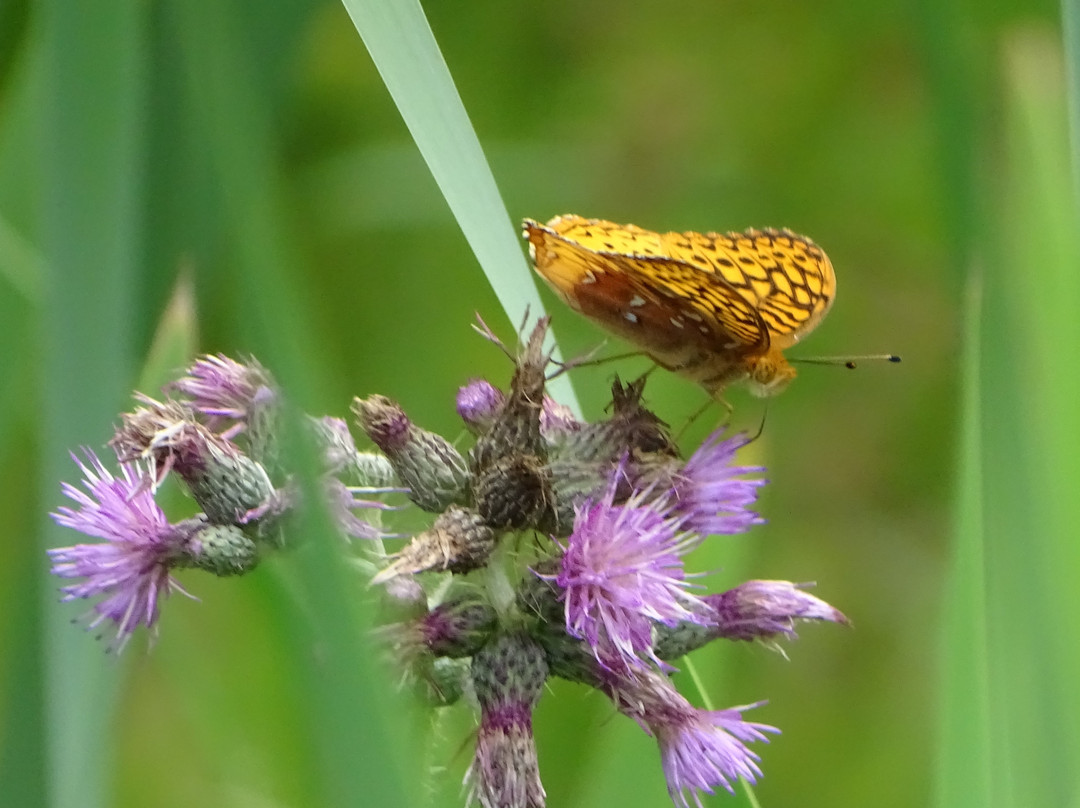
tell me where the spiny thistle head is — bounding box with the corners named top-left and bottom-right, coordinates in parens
top-left (467, 632), bottom-right (549, 808)
top-left (373, 504), bottom-right (497, 581)
top-left (48, 316), bottom-right (849, 807)
top-left (353, 394), bottom-right (470, 513)
top-left (110, 395), bottom-right (275, 525)
top-left (469, 317), bottom-right (550, 471)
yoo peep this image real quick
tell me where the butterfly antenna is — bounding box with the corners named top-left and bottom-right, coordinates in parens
top-left (791, 353), bottom-right (901, 370)
top-left (546, 339), bottom-right (610, 379)
top-left (632, 365), bottom-right (659, 386)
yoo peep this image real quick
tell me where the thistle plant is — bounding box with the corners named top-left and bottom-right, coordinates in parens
top-left (48, 318), bottom-right (847, 808)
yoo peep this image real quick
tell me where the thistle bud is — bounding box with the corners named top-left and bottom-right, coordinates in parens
top-left (309, 415), bottom-right (360, 476)
top-left (186, 523), bottom-right (260, 576)
top-left (372, 505), bottom-right (496, 583)
top-left (188, 437), bottom-right (276, 526)
top-left (539, 396), bottom-right (582, 441)
top-left (469, 318), bottom-right (550, 474)
top-left (457, 380), bottom-right (505, 435)
top-left (111, 396), bottom-right (275, 525)
top-left (549, 377), bottom-right (676, 462)
top-left (467, 632), bottom-right (549, 808)
top-left (353, 395), bottom-right (469, 512)
top-left (472, 454), bottom-right (551, 530)
top-left (386, 593), bottom-right (498, 662)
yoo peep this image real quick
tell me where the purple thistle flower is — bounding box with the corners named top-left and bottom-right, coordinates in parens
top-left (605, 668), bottom-right (777, 807)
top-left (658, 706), bottom-right (775, 807)
top-left (311, 415), bottom-right (360, 475)
top-left (553, 467), bottom-right (711, 672)
top-left (705, 580), bottom-right (849, 642)
top-left (671, 429), bottom-right (766, 536)
top-left (171, 354), bottom-right (276, 437)
top-left (323, 477), bottom-right (397, 540)
top-left (48, 450), bottom-right (197, 652)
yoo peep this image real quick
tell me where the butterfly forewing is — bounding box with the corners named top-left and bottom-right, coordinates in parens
top-left (541, 214), bottom-right (668, 257)
top-left (613, 253), bottom-right (768, 352)
top-left (526, 221), bottom-right (762, 375)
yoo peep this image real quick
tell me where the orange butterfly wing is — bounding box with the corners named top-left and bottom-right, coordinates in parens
top-left (525, 214), bottom-right (837, 396)
top-left (525, 217), bottom-right (769, 385)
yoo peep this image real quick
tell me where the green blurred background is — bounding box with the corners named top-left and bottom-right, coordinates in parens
top-left (1, 0), bottom-right (1077, 806)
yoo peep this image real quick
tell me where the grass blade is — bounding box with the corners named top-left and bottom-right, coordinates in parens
top-left (934, 271), bottom-right (991, 808)
top-left (339, 0), bottom-right (580, 412)
top-left (169, 1), bottom-right (413, 803)
top-left (964, 27), bottom-right (1080, 807)
top-left (37, 3), bottom-right (148, 807)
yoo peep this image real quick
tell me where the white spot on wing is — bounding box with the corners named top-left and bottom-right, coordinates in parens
top-left (629, 295), bottom-right (646, 307)
top-left (581, 270), bottom-right (597, 285)
top-left (624, 312), bottom-right (639, 323)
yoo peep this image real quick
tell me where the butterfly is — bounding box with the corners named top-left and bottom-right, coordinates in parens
top-left (524, 214), bottom-right (837, 398)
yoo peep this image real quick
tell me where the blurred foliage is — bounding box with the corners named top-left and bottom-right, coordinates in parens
top-left (0, 0), bottom-right (1074, 807)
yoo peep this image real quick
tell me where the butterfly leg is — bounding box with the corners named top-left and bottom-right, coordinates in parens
top-left (674, 396), bottom-right (731, 441)
top-left (546, 346), bottom-right (649, 380)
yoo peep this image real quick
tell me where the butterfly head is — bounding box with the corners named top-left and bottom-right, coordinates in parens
top-left (744, 352), bottom-right (797, 398)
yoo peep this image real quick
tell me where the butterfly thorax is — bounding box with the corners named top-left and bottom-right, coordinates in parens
top-left (679, 346), bottom-right (796, 399)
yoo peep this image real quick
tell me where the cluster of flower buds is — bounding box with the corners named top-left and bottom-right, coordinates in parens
top-left (49, 354), bottom-right (397, 651)
top-left (49, 319), bottom-right (848, 808)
